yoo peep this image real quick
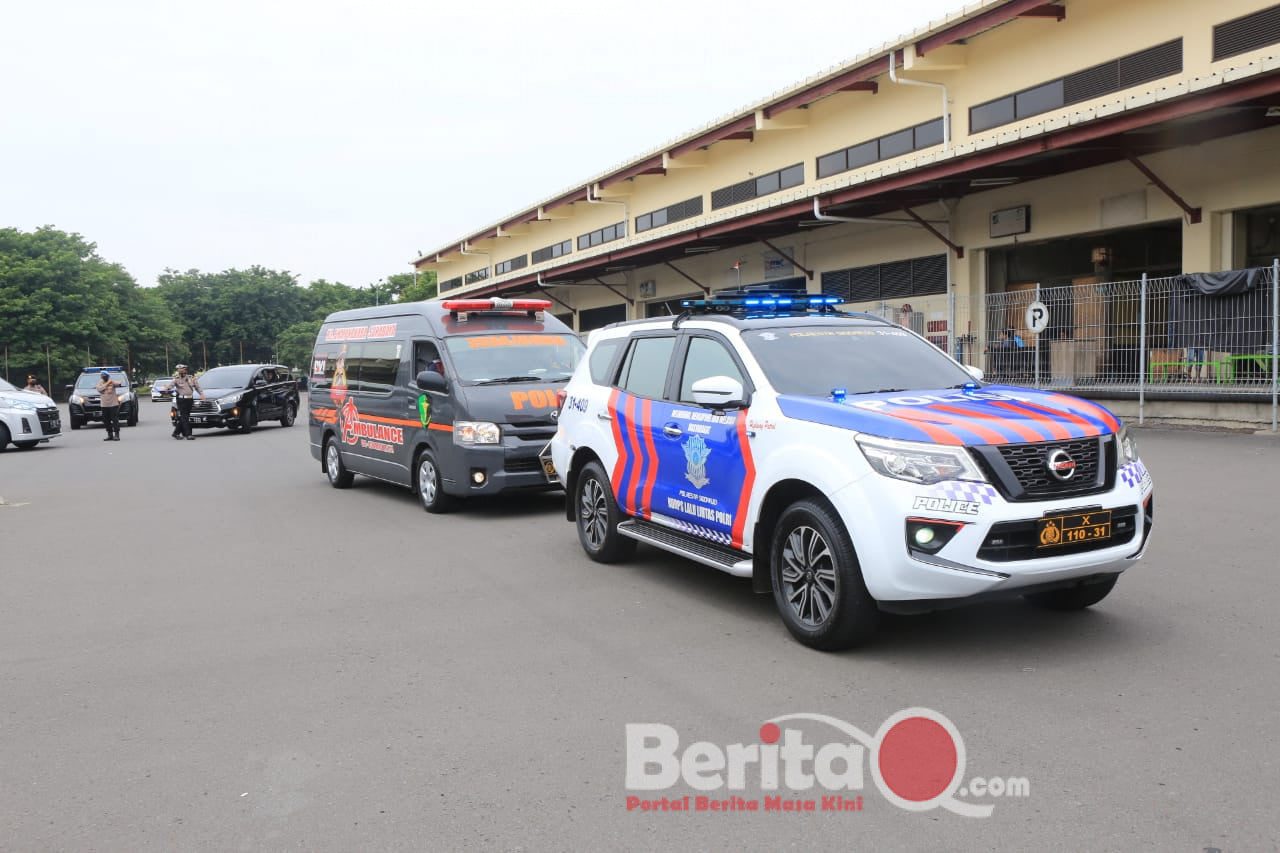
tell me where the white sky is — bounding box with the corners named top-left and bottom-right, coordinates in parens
top-left (1, 0), bottom-right (960, 290)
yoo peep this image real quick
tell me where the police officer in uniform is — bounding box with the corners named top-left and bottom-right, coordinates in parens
top-left (170, 364), bottom-right (206, 440)
top-left (96, 371), bottom-right (123, 441)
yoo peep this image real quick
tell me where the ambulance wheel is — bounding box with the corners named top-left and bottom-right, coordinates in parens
top-left (280, 402), bottom-right (297, 427)
top-left (324, 437), bottom-right (354, 489)
top-left (1023, 575), bottom-right (1118, 611)
top-left (575, 461), bottom-right (635, 563)
top-left (771, 499), bottom-right (878, 651)
top-left (414, 450), bottom-right (456, 514)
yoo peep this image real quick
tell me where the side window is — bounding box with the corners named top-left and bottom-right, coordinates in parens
top-left (353, 341), bottom-right (402, 395)
top-left (588, 337), bottom-right (624, 385)
top-left (679, 337), bottom-right (746, 402)
top-left (414, 340), bottom-right (444, 381)
top-left (617, 336), bottom-right (675, 399)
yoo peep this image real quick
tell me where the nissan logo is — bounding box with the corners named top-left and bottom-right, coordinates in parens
top-left (1046, 448), bottom-right (1077, 481)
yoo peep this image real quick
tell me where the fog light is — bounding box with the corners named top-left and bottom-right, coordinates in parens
top-left (471, 469), bottom-right (487, 485)
top-left (905, 517), bottom-right (965, 555)
top-left (914, 527), bottom-right (936, 546)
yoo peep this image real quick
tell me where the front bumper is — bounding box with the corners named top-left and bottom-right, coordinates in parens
top-left (70, 400), bottom-right (137, 421)
top-left (438, 432), bottom-right (559, 496)
top-left (832, 461), bottom-right (1155, 603)
top-left (2, 407), bottom-right (62, 441)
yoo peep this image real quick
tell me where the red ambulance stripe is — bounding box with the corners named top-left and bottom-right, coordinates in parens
top-left (988, 401), bottom-right (1072, 441)
top-left (608, 389), bottom-right (627, 492)
top-left (880, 409), bottom-right (977, 448)
top-left (731, 410), bottom-right (756, 550)
top-left (639, 399), bottom-right (659, 519)
top-left (1049, 393), bottom-right (1121, 433)
top-left (629, 394), bottom-right (650, 514)
top-left (929, 403), bottom-right (1047, 444)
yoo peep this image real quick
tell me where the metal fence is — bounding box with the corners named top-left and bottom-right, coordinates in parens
top-left (848, 260), bottom-right (1280, 431)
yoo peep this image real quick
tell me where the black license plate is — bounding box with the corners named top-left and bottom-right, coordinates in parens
top-left (1037, 510), bottom-right (1112, 549)
top-left (538, 442), bottom-right (558, 484)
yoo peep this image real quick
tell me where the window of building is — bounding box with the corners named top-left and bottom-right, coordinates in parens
top-left (636, 195), bottom-right (703, 234)
top-left (969, 39), bottom-right (1183, 133)
top-left (464, 267), bottom-right (490, 285)
top-left (495, 254), bottom-right (528, 275)
top-left (1215, 4), bottom-right (1280, 61)
top-left (577, 221), bottom-right (627, 251)
top-left (1243, 204), bottom-right (1280, 268)
top-left (617, 336), bottom-right (675, 399)
top-left (815, 119), bottom-right (945, 180)
top-left (821, 254), bottom-right (948, 303)
top-left (440, 276), bottom-right (462, 293)
top-left (532, 240), bottom-right (572, 264)
top-left (711, 163), bottom-right (804, 211)
top-left (678, 337), bottom-right (745, 402)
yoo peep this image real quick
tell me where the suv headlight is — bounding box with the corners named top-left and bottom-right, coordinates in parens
top-left (856, 435), bottom-right (987, 486)
top-left (218, 394), bottom-right (241, 408)
top-left (454, 421), bottom-right (500, 445)
top-left (69, 394), bottom-right (84, 405)
top-left (1116, 425), bottom-right (1139, 468)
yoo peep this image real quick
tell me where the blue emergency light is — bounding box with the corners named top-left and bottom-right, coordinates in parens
top-left (679, 294), bottom-right (844, 313)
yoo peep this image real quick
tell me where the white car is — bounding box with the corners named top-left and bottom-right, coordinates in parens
top-left (548, 293), bottom-right (1154, 650)
top-left (0, 377), bottom-right (62, 451)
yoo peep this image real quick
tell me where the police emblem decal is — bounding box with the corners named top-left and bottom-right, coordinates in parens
top-left (683, 434), bottom-right (711, 489)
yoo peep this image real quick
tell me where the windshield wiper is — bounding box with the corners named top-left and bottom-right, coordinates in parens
top-left (470, 375), bottom-right (547, 385)
top-left (850, 388), bottom-right (908, 395)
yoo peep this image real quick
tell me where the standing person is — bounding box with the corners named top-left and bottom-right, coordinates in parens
top-left (96, 371), bottom-right (122, 441)
top-left (170, 364), bottom-right (206, 441)
top-left (24, 375), bottom-right (47, 396)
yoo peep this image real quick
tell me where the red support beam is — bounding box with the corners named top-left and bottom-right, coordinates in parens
top-left (663, 261), bottom-right (711, 294)
top-left (839, 81), bottom-right (879, 94)
top-left (762, 55), bottom-right (891, 119)
top-left (533, 284), bottom-right (575, 314)
top-left (902, 208), bottom-right (964, 258)
top-left (1127, 154), bottom-right (1202, 224)
top-left (1019, 4), bottom-right (1066, 20)
top-left (669, 115), bottom-right (757, 159)
top-left (593, 278), bottom-right (635, 306)
top-left (759, 238), bottom-right (814, 280)
top-left (600, 155), bottom-right (667, 188)
top-left (916, 0), bottom-right (1057, 55)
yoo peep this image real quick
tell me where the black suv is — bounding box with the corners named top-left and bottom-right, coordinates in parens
top-left (68, 366), bottom-right (139, 430)
top-left (174, 364), bottom-right (300, 432)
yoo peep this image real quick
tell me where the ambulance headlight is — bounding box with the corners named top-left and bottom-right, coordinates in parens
top-left (856, 435), bottom-right (986, 485)
top-left (1116, 426), bottom-right (1139, 468)
top-left (454, 421), bottom-right (500, 445)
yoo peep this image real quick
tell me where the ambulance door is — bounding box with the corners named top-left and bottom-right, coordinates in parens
top-left (648, 333), bottom-right (755, 549)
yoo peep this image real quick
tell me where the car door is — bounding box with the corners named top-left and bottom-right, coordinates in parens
top-left (646, 333), bottom-right (755, 549)
top-left (253, 369), bottom-right (279, 419)
top-left (609, 334), bottom-right (678, 520)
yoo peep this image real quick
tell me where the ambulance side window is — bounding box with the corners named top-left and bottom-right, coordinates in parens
top-left (616, 336), bottom-right (675, 399)
top-left (588, 337), bottom-right (624, 385)
top-left (414, 340), bottom-right (444, 382)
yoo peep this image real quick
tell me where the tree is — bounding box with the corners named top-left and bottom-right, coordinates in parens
top-left (391, 270), bottom-right (437, 303)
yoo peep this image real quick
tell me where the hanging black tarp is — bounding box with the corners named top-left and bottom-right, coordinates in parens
top-left (1166, 269), bottom-right (1273, 350)
top-left (1177, 267), bottom-right (1267, 295)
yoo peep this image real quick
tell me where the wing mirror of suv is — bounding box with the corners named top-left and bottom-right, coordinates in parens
top-left (964, 364), bottom-right (985, 382)
top-left (253, 378), bottom-right (267, 388)
top-left (690, 375), bottom-right (748, 410)
top-left (416, 370), bottom-right (449, 395)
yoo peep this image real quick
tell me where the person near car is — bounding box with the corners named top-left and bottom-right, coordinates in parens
top-left (170, 364), bottom-right (206, 440)
top-left (24, 375), bottom-right (47, 396)
top-left (96, 371), bottom-right (123, 441)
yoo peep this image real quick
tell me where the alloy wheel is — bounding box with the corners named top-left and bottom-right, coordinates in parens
top-left (780, 525), bottom-right (839, 629)
top-left (579, 477), bottom-right (608, 550)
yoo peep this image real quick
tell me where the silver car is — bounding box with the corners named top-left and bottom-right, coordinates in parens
top-left (151, 378), bottom-right (175, 402)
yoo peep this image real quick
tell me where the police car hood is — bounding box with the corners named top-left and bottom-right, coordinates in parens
top-left (775, 384), bottom-right (1121, 446)
top-left (457, 382), bottom-right (564, 425)
top-left (0, 389), bottom-right (55, 407)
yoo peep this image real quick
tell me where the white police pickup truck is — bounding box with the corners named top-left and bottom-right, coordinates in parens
top-left (547, 293), bottom-right (1153, 650)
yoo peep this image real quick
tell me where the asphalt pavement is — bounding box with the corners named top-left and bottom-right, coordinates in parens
top-left (1, 397), bottom-right (1278, 851)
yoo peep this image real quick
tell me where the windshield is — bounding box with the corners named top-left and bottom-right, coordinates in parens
top-left (75, 372), bottom-right (128, 390)
top-left (742, 324), bottom-right (973, 397)
top-left (196, 366), bottom-right (256, 388)
top-left (444, 333), bottom-right (584, 384)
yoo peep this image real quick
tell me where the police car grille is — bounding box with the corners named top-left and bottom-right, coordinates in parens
top-left (192, 400), bottom-right (218, 413)
top-left (37, 408), bottom-right (60, 432)
top-left (993, 438), bottom-right (1105, 499)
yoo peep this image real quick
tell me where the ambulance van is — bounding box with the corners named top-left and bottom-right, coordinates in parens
top-left (309, 298), bottom-right (583, 512)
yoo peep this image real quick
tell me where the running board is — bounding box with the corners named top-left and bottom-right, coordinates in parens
top-left (617, 520), bottom-right (754, 577)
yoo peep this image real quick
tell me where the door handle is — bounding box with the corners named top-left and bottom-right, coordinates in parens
top-left (662, 425), bottom-right (683, 438)
top-left (597, 413), bottom-right (612, 421)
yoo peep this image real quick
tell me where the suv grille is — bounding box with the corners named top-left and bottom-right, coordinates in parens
top-left (978, 505), bottom-right (1139, 562)
top-left (192, 400), bottom-right (218, 413)
top-left (972, 436), bottom-right (1114, 502)
top-left (37, 407), bottom-right (60, 434)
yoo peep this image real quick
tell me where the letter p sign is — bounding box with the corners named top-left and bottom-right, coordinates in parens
top-left (1025, 301), bottom-right (1049, 334)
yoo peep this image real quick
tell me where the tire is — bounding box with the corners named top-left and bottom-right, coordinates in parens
top-left (574, 460), bottom-right (636, 563)
top-left (280, 401), bottom-right (297, 428)
top-left (127, 406), bottom-right (138, 427)
top-left (0, 423), bottom-right (9, 451)
top-left (413, 450), bottom-right (456, 513)
top-left (14, 440), bottom-right (40, 450)
top-left (239, 406), bottom-right (254, 433)
top-left (771, 499), bottom-right (879, 651)
top-left (70, 417), bottom-right (82, 431)
top-left (1023, 575), bottom-right (1118, 611)
top-left (324, 437), bottom-right (354, 489)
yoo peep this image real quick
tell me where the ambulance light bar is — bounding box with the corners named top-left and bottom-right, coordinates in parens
top-left (441, 298), bottom-right (551, 320)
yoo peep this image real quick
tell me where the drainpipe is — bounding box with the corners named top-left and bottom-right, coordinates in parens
top-left (887, 52), bottom-right (950, 152)
top-left (811, 197), bottom-right (945, 225)
top-left (586, 184), bottom-right (629, 226)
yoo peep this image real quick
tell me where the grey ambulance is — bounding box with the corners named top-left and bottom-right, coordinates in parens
top-left (309, 297), bottom-right (583, 512)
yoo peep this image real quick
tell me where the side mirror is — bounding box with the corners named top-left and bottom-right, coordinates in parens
top-left (416, 370), bottom-right (448, 394)
top-left (965, 365), bottom-right (985, 382)
top-left (253, 378), bottom-right (267, 388)
top-left (691, 375), bottom-right (748, 410)
top-left (65, 384), bottom-right (74, 391)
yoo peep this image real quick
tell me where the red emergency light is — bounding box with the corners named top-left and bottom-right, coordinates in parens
top-left (441, 297), bottom-right (551, 315)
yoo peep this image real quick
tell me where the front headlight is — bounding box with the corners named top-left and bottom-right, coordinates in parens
top-left (454, 421), bottom-right (500, 445)
top-left (69, 394), bottom-right (84, 405)
top-left (218, 394), bottom-right (241, 408)
top-left (856, 435), bottom-right (987, 485)
top-left (1116, 426), bottom-right (1139, 468)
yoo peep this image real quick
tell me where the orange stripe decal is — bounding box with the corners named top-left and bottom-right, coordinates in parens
top-left (988, 401), bottom-right (1071, 440)
top-left (930, 403), bottom-right (1045, 444)
top-left (888, 408), bottom-right (984, 446)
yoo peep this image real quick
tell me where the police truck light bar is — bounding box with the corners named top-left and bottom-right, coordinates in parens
top-left (441, 297), bottom-right (551, 320)
top-left (679, 294), bottom-right (843, 314)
